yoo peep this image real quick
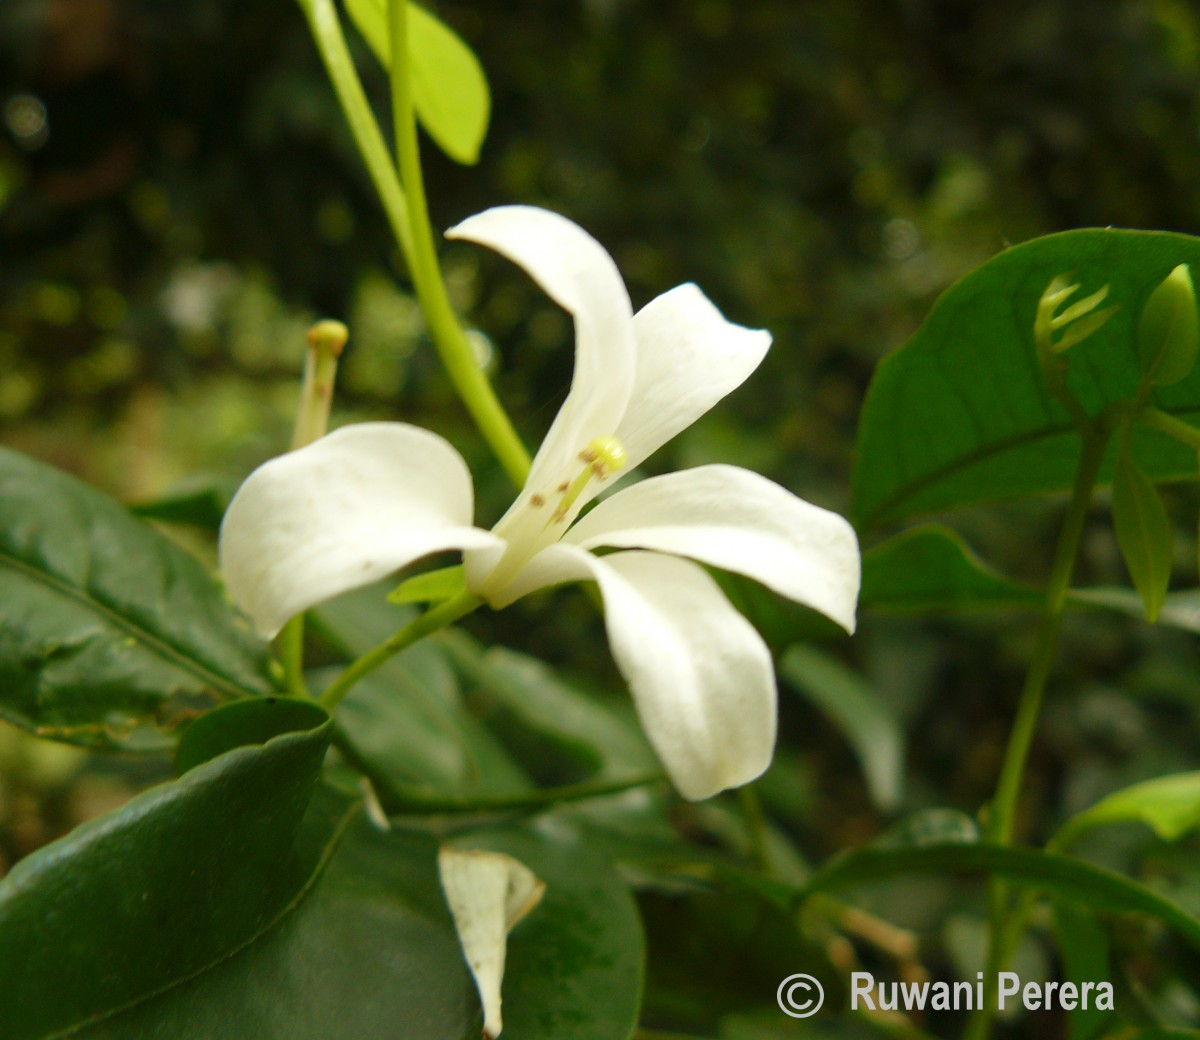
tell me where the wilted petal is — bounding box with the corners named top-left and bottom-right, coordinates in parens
top-left (497, 544), bottom-right (777, 799)
top-left (219, 423), bottom-right (501, 638)
top-left (439, 847), bottom-right (544, 1040)
top-left (565, 464), bottom-right (860, 632)
top-left (447, 206), bottom-right (635, 500)
top-left (616, 284), bottom-right (771, 470)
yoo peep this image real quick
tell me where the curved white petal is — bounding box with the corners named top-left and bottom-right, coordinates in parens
top-left (493, 544), bottom-right (777, 799)
top-left (219, 423), bottom-right (501, 638)
top-left (447, 206), bottom-right (635, 502)
top-left (616, 284), bottom-right (771, 470)
top-left (564, 465), bottom-right (860, 632)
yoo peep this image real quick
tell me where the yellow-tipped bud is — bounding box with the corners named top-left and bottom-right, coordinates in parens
top-left (305, 318), bottom-right (349, 358)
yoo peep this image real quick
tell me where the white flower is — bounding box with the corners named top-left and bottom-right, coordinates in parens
top-left (219, 205), bottom-right (861, 800)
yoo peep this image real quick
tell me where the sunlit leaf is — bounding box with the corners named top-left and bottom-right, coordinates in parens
top-left (1139, 263), bottom-right (1199, 387)
top-left (1053, 772), bottom-right (1200, 849)
top-left (343, 0), bottom-right (491, 164)
top-left (852, 229), bottom-right (1200, 528)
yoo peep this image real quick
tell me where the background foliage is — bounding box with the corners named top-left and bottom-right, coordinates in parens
top-left (5, 0), bottom-right (1200, 1036)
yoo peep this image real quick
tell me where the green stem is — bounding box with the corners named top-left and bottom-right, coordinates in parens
top-left (278, 616), bottom-right (309, 697)
top-left (1138, 406), bottom-right (1200, 451)
top-left (967, 424), bottom-right (1111, 1040)
top-left (318, 590), bottom-right (481, 711)
top-left (385, 0), bottom-right (529, 487)
top-left (738, 784), bottom-right (773, 875)
top-left (297, 0), bottom-right (530, 487)
top-left (296, 0), bottom-right (415, 257)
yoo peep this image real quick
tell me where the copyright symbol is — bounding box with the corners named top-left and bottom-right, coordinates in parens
top-left (776, 973), bottom-right (824, 1019)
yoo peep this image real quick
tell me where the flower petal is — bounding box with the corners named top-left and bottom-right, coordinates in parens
top-left (564, 464), bottom-right (860, 632)
top-left (493, 544), bottom-right (777, 799)
top-left (439, 847), bottom-right (544, 1040)
top-left (219, 423), bottom-right (501, 638)
top-left (447, 206), bottom-right (635, 499)
top-left (616, 284), bottom-right (771, 470)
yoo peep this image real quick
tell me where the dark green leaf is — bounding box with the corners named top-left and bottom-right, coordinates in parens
top-left (84, 817), bottom-right (643, 1040)
top-left (803, 843), bottom-right (1200, 952)
top-left (74, 817), bottom-right (477, 1040)
top-left (0, 447), bottom-right (274, 752)
top-left (311, 586), bottom-right (533, 799)
top-left (177, 696), bottom-right (329, 773)
top-left (780, 645), bottom-right (904, 811)
top-left (861, 524), bottom-right (1041, 613)
top-left (0, 711), bottom-right (337, 1040)
top-left (1054, 901), bottom-right (1115, 1040)
top-left (852, 229), bottom-right (1200, 528)
top-left (129, 478), bottom-right (234, 531)
top-left (343, 0), bottom-right (491, 164)
top-left (1112, 436), bottom-right (1174, 621)
top-left (440, 631), bottom-right (658, 781)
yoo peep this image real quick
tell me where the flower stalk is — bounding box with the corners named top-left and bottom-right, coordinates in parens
top-left (296, 0), bottom-right (529, 488)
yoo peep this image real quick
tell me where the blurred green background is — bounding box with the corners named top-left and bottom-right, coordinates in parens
top-left (5, 0), bottom-right (1200, 1031)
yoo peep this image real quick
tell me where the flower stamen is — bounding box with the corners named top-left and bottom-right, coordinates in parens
top-left (548, 434), bottom-right (628, 524)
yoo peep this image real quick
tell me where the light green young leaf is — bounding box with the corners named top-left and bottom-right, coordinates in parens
top-left (1053, 771), bottom-right (1200, 850)
top-left (388, 563), bottom-right (466, 604)
top-left (1111, 434), bottom-right (1173, 622)
top-left (780, 645), bottom-right (904, 812)
top-left (343, 0), bottom-right (491, 164)
top-left (852, 229), bottom-right (1200, 529)
top-left (1139, 263), bottom-right (1199, 387)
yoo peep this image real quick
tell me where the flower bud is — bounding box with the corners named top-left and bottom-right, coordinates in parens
top-left (1138, 264), bottom-right (1198, 387)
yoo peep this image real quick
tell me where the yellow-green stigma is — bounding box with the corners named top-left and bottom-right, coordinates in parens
top-left (548, 435), bottom-right (628, 524)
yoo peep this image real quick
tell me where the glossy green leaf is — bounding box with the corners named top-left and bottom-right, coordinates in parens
top-left (74, 816), bottom-right (477, 1040)
top-left (343, 0), bottom-right (491, 164)
top-left (861, 524), bottom-right (1042, 613)
top-left (1053, 772), bottom-right (1200, 850)
top-left (0, 447), bottom-right (274, 752)
top-left (177, 696), bottom-right (330, 773)
top-left (852, 229), bottom-right (1200, 528)
top-left (0, 712), bottom-right (338, 1040)
top-left (452, 822), bottom-right (646, 1040)
top-left (1139, 264), bottom-right (1199, 387)
top-left (780, 645), bottom-right (904, 811)
top-left (1112, 436), bottom-right (1174, 621)
top-left (81, 817), bottom-right (643, 1040)
top-left (803, 843), bottom-right (1200, 952)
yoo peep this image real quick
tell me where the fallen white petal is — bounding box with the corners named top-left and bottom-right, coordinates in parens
top-left (616, 284), bottom-right (771, 471)
top-left (565, 464), bottom-right (860, 632)
top-left (219, 422), bottom-right (501, 638)
top-left (439, 847), bottom-right (545, 1039)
